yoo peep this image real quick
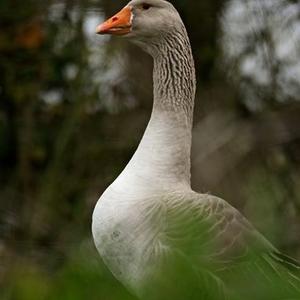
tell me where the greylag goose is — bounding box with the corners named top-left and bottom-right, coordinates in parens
top-left (92, 1), bottom-right (300, 299)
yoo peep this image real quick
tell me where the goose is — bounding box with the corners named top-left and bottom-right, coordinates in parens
top-left (92, 1), bottom-right (300, 299)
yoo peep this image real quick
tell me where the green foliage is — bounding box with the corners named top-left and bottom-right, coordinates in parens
top-left (2, 243), bottom-right (137, 300)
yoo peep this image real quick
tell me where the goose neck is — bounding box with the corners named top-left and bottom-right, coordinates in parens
top-left (118, 26), bottom-right (196, 190)
top-left (152, 27), bottom-right (196, 123)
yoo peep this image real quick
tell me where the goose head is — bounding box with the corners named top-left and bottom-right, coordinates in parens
top-left (96, 0), bottom-right (183, 53)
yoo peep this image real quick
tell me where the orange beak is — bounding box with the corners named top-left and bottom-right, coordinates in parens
top-left (96, 7), bottom-right (132, 35)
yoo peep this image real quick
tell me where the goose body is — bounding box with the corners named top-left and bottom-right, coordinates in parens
top-left (92, 1), bottom-right (300, 299)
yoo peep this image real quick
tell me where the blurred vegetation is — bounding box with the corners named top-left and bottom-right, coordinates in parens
top-left (0, 0), bottom-right (299, 299)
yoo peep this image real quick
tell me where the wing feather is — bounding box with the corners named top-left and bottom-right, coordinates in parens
top-left (151, 191), bottom-right (300, 298)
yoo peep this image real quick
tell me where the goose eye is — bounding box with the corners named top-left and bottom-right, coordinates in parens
top-left (142, 3), bottom-right (151, 10)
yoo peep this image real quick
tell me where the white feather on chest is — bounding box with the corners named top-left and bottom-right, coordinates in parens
top-left (92, 182), bottom-right (168, 290)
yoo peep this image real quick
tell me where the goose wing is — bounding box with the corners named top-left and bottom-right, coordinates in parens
top-left (146, 191), bottom-right (300, 299)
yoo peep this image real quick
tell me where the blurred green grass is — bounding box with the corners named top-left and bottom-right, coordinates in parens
top-left (2, 242), bottom-right (137, 300)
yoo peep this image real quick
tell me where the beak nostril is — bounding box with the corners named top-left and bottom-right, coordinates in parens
top-left (112, 17), bottom-right (118, 22)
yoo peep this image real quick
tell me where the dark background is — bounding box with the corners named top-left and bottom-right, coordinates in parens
top-left (0, 0), bottom-right (299, 299)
